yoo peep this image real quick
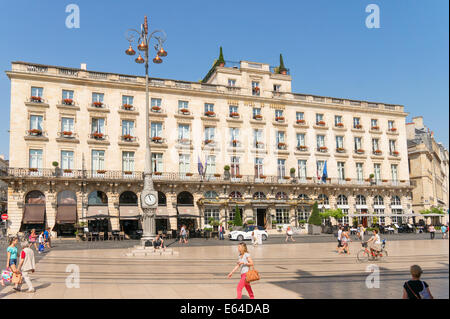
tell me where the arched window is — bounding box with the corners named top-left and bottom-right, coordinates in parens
top-left (253, 192), bottom-right (266, 200)
top-left (298, 194), bottom-right (309, 201)
top-left (158, 191), bottom-right (167, 206)
top-left (318, 194), bottom-right (329, 205)
top-left (337, 195), bottom-right (348, 206)
top-left (229, 191), bottom-right (242, 199)
top-left (391, 196), bottom-right (401, 206)
top-left (119, 191), bottom-right (138, 205)
top-left (88, 191), bottom-right (108, 205)
top-left (25, 191), bottom-right (45, 204)
top-left (356, 195), bottom-right (366, 206)
top-left (204, 191), bottom-right (218, 199)
top-left (373, 195), bottom-right (384, 206)
top-left (57, 190), bottom-right (76, 205)
top-left (275, 192), bottom-right (288, 200)
top-left (177, 191), bottom-right (193, 206)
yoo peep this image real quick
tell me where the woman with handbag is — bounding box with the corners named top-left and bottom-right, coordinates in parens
top-left (227, 242), bottom-right (255, 299)
top-left (4, 237), bottom-right (21, 291)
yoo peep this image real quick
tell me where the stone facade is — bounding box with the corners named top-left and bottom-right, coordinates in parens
top-left (2, 60), bottom-right (414, 236)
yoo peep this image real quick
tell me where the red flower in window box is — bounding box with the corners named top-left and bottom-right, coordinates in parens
top-left (278, 142), bottom-right (286, 148)
top-left (29, 168), bottom-right (38, 172)
top-left (63, 169), bottom-right (73, 173)
top-left (336, 147), bottom-right (345, 153)
top-left (185, 172), bottom-right (193, 176)
top-left (258, 175), bottom-right (266, 179)
top-left (28, 129), bottom-right (42, 135)
top-left (356, 149), bottom-right (365, 154)
top-left (319, 146), bottom-right (328, 151)
top-left (124, 171), bottom-right (133, 175)
top-left (296, 119), bottom-right (306, 124)
top-left (230, 112), bottom-right (239, 118)
top-left (63, 98), bottom-right (73, 105)
top-left (392, 151), bottom-right (399, 156)
top-left (317, 121), bottom-right (326, 126)
top-left (336, 122), bottom-right (344, 127)
top-left (382, 179), bottom-right (388, 183)
top-left (235, 174), bottom-right (243, 178)
top-left (123, 134), bottom-right (133, 141)
top-left (253, 114), bottom-right (263, 120)
top-left (204, 111), bottom-right (215, 117)
top-left (152, 136), bottom-right (162, 142)
top-left (30, 96), bottom-right (42, 102)
top-left (345, 178), bottom-right (351, 181)
top-left (232, 140), bottom-right (239, 145)
top-left (371, 126), bottom-right (379, 130)
top-left (374, 150), bottom-right (382, 155)
top-left (180, 108), bottom-right (190, 114)
top-left (153, 172), bottom-right (162, 175)
top-left (92, 132), bottom-right (104, 139)
top-left (63, 131), bottom-right (73, 136)
top-left (283, 176), bottom-right (290, 180)
top-left (124, 104), bottom-right (133, 110)
top-left (97, 170), bottom-right (106, 174)
top-left (255, 141), bottom-right (264, 147)
top-left (355, 124), bottom-right (363, 129)
top-left (214, 173), bottom-right (221, 177)
top-left (275, 116), bottom-right (285, 122)
top-left (389, 127), bottom-right (397, 132)
top-left (204, 139), bottom-right (213, 144)
top-left (297, 145), bottom-right (307, 151)
top-left (252, 87), bottom-right (260, 93)
top-left (93, 101), bottom-right (103, 107)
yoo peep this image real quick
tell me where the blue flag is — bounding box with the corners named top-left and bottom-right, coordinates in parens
top-left (321, 161), bottom-right (328, 183)
top-left (197, 156), bottom-right (204, 176)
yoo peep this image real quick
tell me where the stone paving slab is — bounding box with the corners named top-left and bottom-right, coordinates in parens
top-left (0, 239), bottom-right (448, 299)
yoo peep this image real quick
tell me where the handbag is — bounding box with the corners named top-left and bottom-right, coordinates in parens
top-left (2, 268), bottom-right (12, 282)
top-left (11, 272), bottom-right (23, 285)
top-left (245, 266), bottom-right (260, 283)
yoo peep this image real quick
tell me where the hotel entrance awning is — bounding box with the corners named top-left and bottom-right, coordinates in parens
top-left (85, 205), bottom-right (109, 219)
top-left (119, 205), bottom-right (140, 220)
top-left (56, 205), bottom-right (77, 224)
top-left (22, 205), bottom-right (45, 224)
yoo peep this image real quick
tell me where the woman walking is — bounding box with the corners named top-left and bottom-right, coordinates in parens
top-left (285, 226), bottom-right (295, 242)
top-left (340, 228), bottom-right (351, 254)
top-left (227, 242), bottom-right (255, 299)
top-left (2, 237), bottom-right (21, 291)
top-left (28, 229), bottom-right (38, 250)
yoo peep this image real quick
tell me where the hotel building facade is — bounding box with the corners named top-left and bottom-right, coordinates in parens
top-left (2, 60), bottom-right (413, 237)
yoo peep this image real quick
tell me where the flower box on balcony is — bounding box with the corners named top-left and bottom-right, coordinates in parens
top-left (123, 171), bottom-right (133, 175)
top-left (400, 180), bottom-right (406, 183)
top-left (185, 173), bottom-right (193, 177)
top-left (204, 139), bottom-right (213, 145)
top-left (229, 112), bottom-right (240, 118)
top-left (336, 147), bottom-right (345, 153)
top-left (92, 132), bottom-right (104, 139)
top-left (316, 121), bottom-right (326, 126)
top-left (252, 87), bottom-right (260, 94)
top-left (214, 173), bottom-right (221, 177)
top-left (306, 177), bottom-right (312, 180)
top-left (296, 119), bottom-right (306, 124)
top-left (382, 179), bottom-right (388, 183)
top-left (345, 178), bottom-right (351, 181)
top-left (275, 116), bottom-right (285, 122)
top-left (63, 98), bottom-right (73, 105)
top-left (232, 140), bottom-right (239, 145)
top-left (371, 126), bottom-right (379, 130)
top-left (392, 151), bottom-right (399, 156)
top-left (255, 141), bottom-right (264, 147)
top-left (29, 168), bottom-right (38, 172)
top-left (97, 170), bottom-right (106, 174)
top-left (319, 146), bottom-right (328, 152)
top-left (204, 111), bottom-right (215, 117)
top-left (31, 96), bottom-right (42, 102)
top-left (63, 169), bottom-right (73, 173)
top-left (354, 124), bottom-right (363, 129)
top-left (123, 104), bottom-right (134, 110)
top-left (258, 175), bottom-right (266, 179)
top-left (278, 142), bottom-right (286, 149)
top-left (235, 174), bottom-right (243, 178)
top-left (62, 131), bottom-right (73, 136)
top-left (253, 114), bottom-right (263, 120)
top-left (122, 134), bottom-right (134, 141)
top-left (93, 101), bottom-right (103, 107)
top-left (297, 145), bottom-right (308, 151)
top-left (335, 123), bottom-right (344, 127)
top-left (28, 129), bottom-right (42, 136)
top-left (374, 150), bottom-right (382, 155)
top-left (283, 176), bottom-right (290, 180)
top-left (153, 172), bottom-right (162, 176)
top-left (180, 108), bottom-right (190, 115)
top-left (152, 136), bottom-right (162, 143)
top-left (356, 149), bottom-right (365, 154)
top-left (389, 128), bottom-right (397, 132)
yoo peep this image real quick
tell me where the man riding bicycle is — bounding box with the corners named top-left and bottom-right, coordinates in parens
top-left (366, 229), bottom-right (381, 256)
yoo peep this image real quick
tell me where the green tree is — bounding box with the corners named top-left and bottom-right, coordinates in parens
top-left (233, 205), bottom-right (243, 226)
top-left (308, 202), bottom-right (322, 226)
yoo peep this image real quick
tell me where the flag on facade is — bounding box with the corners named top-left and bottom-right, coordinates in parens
top-left (203, 156), bottom-right (208, 178)
top-left (197, 156), bottom-right (204, 176)
top-left (321, 161), bottom-right (328, 183)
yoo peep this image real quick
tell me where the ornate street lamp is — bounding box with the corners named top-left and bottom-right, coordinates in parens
top-left (125, 16), bottom-right (167, 245)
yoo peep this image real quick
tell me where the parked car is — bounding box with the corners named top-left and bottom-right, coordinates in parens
top-left (228, 225), bottom-right (268, 241)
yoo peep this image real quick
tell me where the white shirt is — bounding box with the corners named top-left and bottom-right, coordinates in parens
top-left (374, 234), bottom-right (381, 244)
top-left (338, 229), bottom-right (342, 240)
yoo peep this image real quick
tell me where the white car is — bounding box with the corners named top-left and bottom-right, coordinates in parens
top-left (228, 226), bottom-right (268, 241)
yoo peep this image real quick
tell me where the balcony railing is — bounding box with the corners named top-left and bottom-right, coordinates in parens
top-left (1, 168), bottom-right (412, 187)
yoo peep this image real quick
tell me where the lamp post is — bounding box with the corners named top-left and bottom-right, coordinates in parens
top-left (125, 16), bottom-right (167, 245)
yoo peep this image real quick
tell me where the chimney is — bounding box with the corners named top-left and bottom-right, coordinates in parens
top-left (80, 63), bottom-right (87, 70)
top-left (412, 116), bottom-right (424, 129)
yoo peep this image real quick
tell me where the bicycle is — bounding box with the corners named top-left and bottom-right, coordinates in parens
top-left (357, 239), bottom-right (388, 263)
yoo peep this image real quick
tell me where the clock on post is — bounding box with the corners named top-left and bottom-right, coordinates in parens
top-left (141, 190), bottom-right (158, 209)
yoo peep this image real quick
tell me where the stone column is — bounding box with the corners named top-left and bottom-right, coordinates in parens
top-left (108, 192), bottom-right (120, 231)
top-left (167, 193), bottom-right (177, 230)
top-left (45, 191), bottom-right (56, 237)
top-left (289, 206), bottom-right (296, 226)
top-left (7, 188), bottom-right (22, 235)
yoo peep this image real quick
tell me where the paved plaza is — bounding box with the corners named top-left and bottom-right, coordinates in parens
top-left (0, 237), bottom-right (448, 299)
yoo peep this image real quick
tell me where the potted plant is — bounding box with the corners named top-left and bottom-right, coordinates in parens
top-left (374, 150), bottom-right (382, 155)
top-left (233, 205), bottom-right (243, 227)
top-left (124, 104), bottom-right (133, 110)
top-left (93, 101), bottom-right (103, 107)
top-left (392, 151), bottom-right (399, 156)
top-left (92, 132), bottom-right (104, 139)
top-left (52, 161), bottom-right (59, 168)
top-left (151, 105), bottom-right (161, 112)
top-left (336, 122), bottom-right (344, 127)
top-left (247, 220), bottom-right (255, 225)
top-left (123, 171), bottom-right (133, 175)
top-left (28, 129), bottom-right (42, 136)
top-left (29, 168), bottom-right (38, 172)
top-left (277, 225), bottom-right (283, 232)
top-left (271, 220), bottom-right (277, 229)
top-left (214, 173), bottom-right (221, 177)
top-left (259, 175), bottom-right (266, 179)
top-left (275, 116), bottom-right (285, 122)
top-left (278, 54), bottom-right (287, 75)
top-left (63, 98), bottom-right (73, 105)
top-left (355, 124), bottom-right (363, 129)
top-left (97, 170), bottom-right (106, 174)
top-left (296, 119), bottom-right (306, 124)
top-left (153, 171), bottom-right (162, 175)
top-left (31, 96), bottom-right (42, 102)
top-left (152, 136), bottom-right (162, 142)
top-left (232, 140), bottom-right (239, 146)
top-left (123, 134), bottom-right (133, 141)
top-left (252, 86), bottom-right (260, 94)
top-left (230, 112), bottom-right (239, 118)
top-left (253, 114), bottom-right (263, 120)
top-left (186, 172), bottom-right (193, 177)
top-left (389, 127), bottom-right (397, 132)
top-left (369, 173), bottom-right (375, 179)
top-left (63, 169), bottom-right (73, 173)
top-left (255, 141), bottom-right (264, 147)
top-left (308, 202), bottom-right (322, 235)
top-left (290, 167), bottom-right (296, 178)
top-left (204, 139), bottom-right (213, 145)
top-left (224, 165), bottom-right (230, 179)
top-left (371, 126), bottom-right (379, 130)
top-left (336, 147), bottom-right (345, 153)
top-left (283, 176), bottom-right (290, 180)
top-left (63, 131), bottom-right (73, 136)
top-left (180, 108), bottom-right (190, 115)
top-left (278, 142), bottom-right (286, 149)
top-left (317, 121), bottom-right (326, 126)
top-left (235, 174), bottom-right (243, 179)
top-left (297, 145), bottom-right (307, 151)
top-left (319, 146), bottom-right (328, 152)
top-left (345, 177), bottom-right (351, 181)
top-left (204, 111), bottom-right (215, 117)
top-left (356, 149), bottom-right (365, 154)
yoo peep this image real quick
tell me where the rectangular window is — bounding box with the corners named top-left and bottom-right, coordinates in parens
top-left (275, 109), bottom-right (284, 118)
top-left (229, 105), bottom-right (238, 115)
top-left (372, 138), bottom-right (379, 151)
top-left (230, 128), bottom-right (239, 142)
top-left (204, 127), bottom-right (215, 141)
top-left (255, 158), bottom-right (264, 177)
top-left (151, 98), bottom-right (162, 107)
top-left (31, 87), bottom-right (43, 97)
top-left (179, 154), bottom-right (190, 174)
top-left (388, 120), bottom-right (394, 130)
top-left (122, 95), bottom-right (134, 106)
top-left (356, 163), bottom-right (364, 181)
top-left (122, 120), bottom-right (134, 136)
top-left (353, 117), bottom-right (360, 128)
top-left (30, 115), bottom-right (43, 131)
top-left (29, 149), bottom-right (43, 169)
top-left (122, 151), bottom-right (135, 172)
top-left (296, 112), bottom-right (304, 121)
top-left (206, 155), bottom-right (216, 175)
top-left (254, 129), bottom-right (263, 148)
top-left (91, 150), bottom-right (105, 171)
top-left (204, 208), bottom-right (220, 226)
top-left (228, 79), bottom-right (236, 87)
top-left (61, 117), bottom-right (74, 132)
top-left (374, 164), bottom-right (381, 182)
top-left (62, 90), bottom-right (74, 100)
top-left (337, 162), bottom-right (345, 180)
top-left (252, 81), bottom-right (260, 96)
top-left (296, 133), bottom-right (305, 147)
top-left (391, 164), bottom-right (398, 182)
top-left (178, 124), bottom-right (190, 140)
top-left (334, 115), bottom-right (342, 126)
top-left (204, 103), bottom-right (214, 113)
top-left (298, 160), bottom-right (307, 180)
top-left (151, 122), bottom-right (163, 138)
top-left (61, 151), bottom-right (74, 170)
top-left (336, 136), bottom-right (344, 149)
top-left (276, 131), bottom-right (285, 144)
top-left (317, 135), bottom-right (325, 148)
top-left (152, 153), bottom-right (163, 173)
top-left (316, 114), bottom-right (324, 124)
top-left (277, 159), bottom-right (286, 178)
top-left (389, 140), bottom-right (396, 154)
top-left (371, 119), bottom-right (378, 128)
top-left (252, 107), bottom-right (262, 119)
top-left (276, 208), bottom-right (290, 224)
top-left (316, 160), bottom-right (325, 179)
top-left (91, 118), bottom-right (105, 134)
top-left (92, 92), bottom-right (104, 103)
top-left (178, 100), bottom-right (189, 110)
top-left (354, 137), bottom-right (362, 151)
top-left (231, 156), bottom-right (240, 177)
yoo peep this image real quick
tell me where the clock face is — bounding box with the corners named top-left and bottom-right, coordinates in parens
top-left (144, 194), bottom-right (156, 206)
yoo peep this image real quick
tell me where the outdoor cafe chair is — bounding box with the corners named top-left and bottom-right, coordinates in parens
top-left (107, 232), bottom-right (114, 240)
top-left (119, 231), bottom-right (125, 240)
top-left (99, 232), bottom-right (105, 241)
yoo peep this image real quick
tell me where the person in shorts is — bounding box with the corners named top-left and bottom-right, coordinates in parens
top-left (179, 225), bottom-right (188, 244)
top-left (336, 226), bottom-right (343, 252)
top-left (152, 234), bottom-right (165, 252)
top-left (403, 265), bottom-right (433, 299)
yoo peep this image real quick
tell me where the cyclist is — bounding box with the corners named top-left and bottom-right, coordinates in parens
top-left (366, 229), bottom-right (381, 257)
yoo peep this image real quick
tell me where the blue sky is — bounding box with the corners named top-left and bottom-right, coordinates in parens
top-left (0, 0), bottom-right (448, 159)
